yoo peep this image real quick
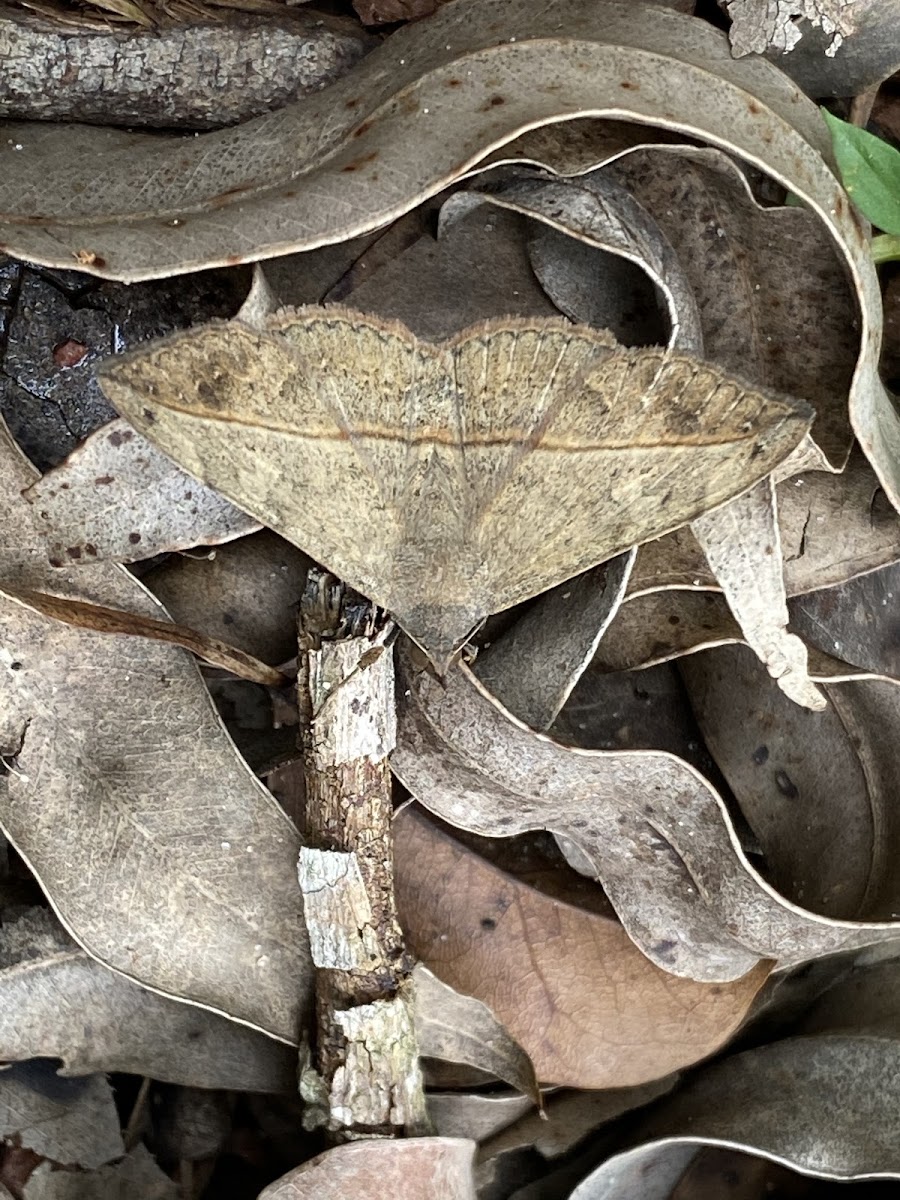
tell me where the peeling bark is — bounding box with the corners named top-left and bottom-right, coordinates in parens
top-left (0, 6), bottom-right (373, 128)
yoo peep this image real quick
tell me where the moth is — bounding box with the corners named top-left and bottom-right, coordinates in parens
top-left (98, 308), bottom-right (813, 669)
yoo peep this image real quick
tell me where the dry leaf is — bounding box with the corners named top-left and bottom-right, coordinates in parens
top-left (789, 558), bottom-right (900, 677)
top-left (413, 963), bottom-right (541, 1105)
top-left (22, 1146), bottom-right (177, 1200)
top-left (257, 1138), bottom-right (477, 1200)
top-left (391, 641), bottom-right (900, 980)
top-left (0, 1064), bottom-right (122, 1169)
top-left (0, 585), bottom-right (287, 687)
top-left (681, 643), bottom-right (900, 923)
top-left (394, 807), bottom-right (769, 1087)
top-left (569, 1028), bottom-right (900, 1197)
top-left (23, 417), bottom-right (259, 566)
top-left (0, 908), bottom-right (294, 1092)
top-left (474, 554), bottom-right (635, 731)
top-left (144, 530), bottom-right (311, 664)
top-left (0, 418), bottom-right (309, 1044)
top-left (98, 307), bottom-right (811, 669)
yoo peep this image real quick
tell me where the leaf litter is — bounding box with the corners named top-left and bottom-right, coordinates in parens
top-left (4, 0), bottom-right (900, 1196)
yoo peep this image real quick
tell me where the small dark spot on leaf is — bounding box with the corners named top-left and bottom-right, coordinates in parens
top-left (66, 546), bottom-right (82, 559)
top-left (49, 557), bottom-right (63, 568)
top-left (222, 611), bottom-right (235, 625)
top-left (480, 94), bottom-right (506, 111)
top-left (351, 119), bottom-right (375, 140)
top-left (341, 150), bottom-right (379, 172)
top-left (480, 917), bottom-right (496, 931)
top-left (748, 99), bottom-right (762, 114)
top-left (10, 662), bottom-right (22, 671)
top-left (225, 254), bottom-right (243, 266)
top-left (85, 544), bottom-right (97, 556)
top-left (652, 938), bottom-right (677, 961)
top-left (667, 614), bottom-right (680, 626)
top-left (107, 428), bottom-right (133, 447)
top-left (142, 408), bottom-right (156, 423)
top-left (345, 97), bottom-right (361, 108)
top-left (752, 745), bottom-right (769, 765)
top-left (184, 491), bottom-right (193, 500)
top-left (94, 475), bottom-right (114, 486)
top-left (128, 532), bottom-right (142, 545)
top-left (620, 80), bottom-right (638, 90)
top-left (446, 77), bottom-right (462, 87)
top-left (775, 769), bottom-right (798, 799)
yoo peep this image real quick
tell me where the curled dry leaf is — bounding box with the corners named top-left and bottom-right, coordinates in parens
top-left (0, 585), bottom-right (288, 687)
top-left (568, 1029), bottom-right (900, 1198)
top-left (394, 807), bottom-right (769, 1087)
top-left (23, 1145), bottom-right (177, 1200)
top-left (0, 1064), bottom-right (122, 1169)
top-left (23, 417), bottom-right (259, 566)
top-left (257, 1138), bottom-right (477, 1200)
top-left (413, 963), bottom-right (541, 1105)
top-left (0, 419), bottom-right (310, 1044)
top-left (0, 908), bottom-right (294, 1092)
top-left (392, 642), bottom-right (900, 980)
top-left (98, 307), bottom-right (810, 670)
top-left (681, 643), bottom-right (900, 923)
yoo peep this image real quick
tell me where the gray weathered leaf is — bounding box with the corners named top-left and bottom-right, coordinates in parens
top-left (0, 418), bottom-right (309, 1044)
top-left (413, 964), bottom-right (541, 1104)
top-left (392, 641), bottom-right (900, 981)
top-left (569, 1027), bottom-right (900, 1198)
top-left (681, 643), bottom-right (900, 924)
top-left (0, 908), bottom-right (294, 1092)
top-left (0, 1064), bottom-right (122, 1169)
top-left (98, 308), bottom-right (810, 670)
top-left (23, 1145), bottom-right (177, 1200)
top-left (23, 418), bottom-right (259, 566)
top-left (474, 554), bottom-right (635, 731)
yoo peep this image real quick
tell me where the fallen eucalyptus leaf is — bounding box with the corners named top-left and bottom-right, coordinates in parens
top-left (99, 307), bottom-right (811, 669)
top-left (23, 417), bottom-right (259, 566)
top-left (392, 641), bottom-right (900, 979)
top-left (23, 1145), bottom-right (177, 1200)
top-left (592, 590), bottom-right (742, 674)
top-left (0, 908), bottom-right (294, 1092)
top-left (144, 530), bottom-right (311, 665)
top-left (427, 1092), bottom-right (534, 1144)
top-left (257, 1138), bottom-right (477, 1200)
top-left (394, 807), bottom-right (769, 1085)
top-left (0, 418), bottom-right (310, 1044)
top-left (681, 643), bottom-right (900, 923)
top-left (568, 1029), bottom-right (900, 1198)
top-left (474, 553), bottom-right (635, 731)
top-left (789, 558), bottom-right (900, 676)
top-left (0, 585), bottom-right (287, 687)
top-left (413, 963), bottom-right (541, 1105)
top-left (0, 1064), bottom-right (122, 1169)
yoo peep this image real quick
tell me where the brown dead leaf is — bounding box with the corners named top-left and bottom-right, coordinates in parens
top-left (257, 1138), bottom-right (477, 1200)
top-left (0, 908), bottom-right (294, 1092)
top-left (413, 963), bottom-right (541, 1105)
top-left (98, 307), bottom-right (812, 669)
top-left (22, 1145), bottom-right (177, 1200)
top-left (0, 418), bottom-right (310, 1044)
top-left (23, 417), bottom-right (259, 566)
top-left (394, 807), bottom-right (769, 1088)
top-left (392, 640), bottom-right (900, 980)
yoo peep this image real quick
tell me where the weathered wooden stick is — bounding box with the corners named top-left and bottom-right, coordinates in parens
top-left (0, 6), bottom-right (371, 128)
top-left (296, 569), bottom-right (428, 1140)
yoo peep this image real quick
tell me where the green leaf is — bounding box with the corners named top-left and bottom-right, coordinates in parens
top-left (822, 108), bottom-right (900, 236)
